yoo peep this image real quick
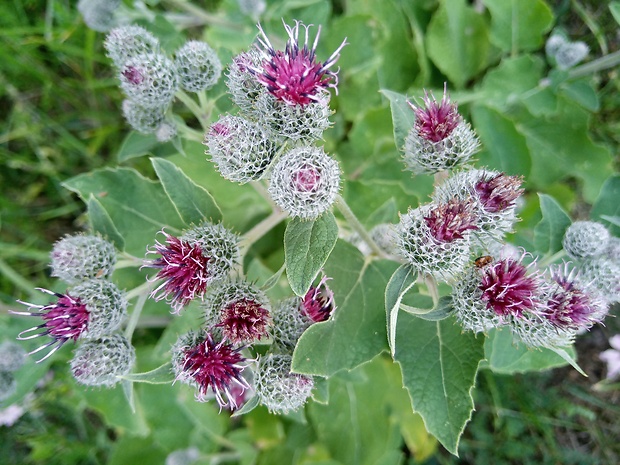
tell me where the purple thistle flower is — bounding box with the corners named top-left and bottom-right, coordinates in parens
top-left (220, 298), bottom-right (271, 344)
top-left (302, 275), bottom-right (336, 322)
top-left (144, 230), bottom-right (210, 313)
top-left (252, 20), bottom-right (347, 105)
top-left (294, 165), bottom-right (321, 192)
top-left (479, 258), bottom-right (540, 318)
top-left (475, 173), bottom-right (524, 213)
top-left (13, 289), bottom-right (90, 362)
top-left (408, 85), bottom-right (460, 143)
top-left (424, 198), bottom-right (478, 243)
top-left (543, 266), bottom-right (606, 330)
top-left (173, 332), bottom-right (250, 409)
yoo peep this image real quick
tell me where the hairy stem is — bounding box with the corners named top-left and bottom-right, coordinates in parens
top-left (124, 286), bottom-right (150, 341)
top-left (335, 195), bottom-right (387, 259)
top-left (176, 90), bottom-right (210, 131)
top-left (239, 208), bottom-right (288, 255)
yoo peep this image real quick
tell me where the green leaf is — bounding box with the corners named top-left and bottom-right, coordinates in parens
top-left (292, 241), bottom-right (399, 376)
top-left (610, 1), bottom-right (620, 25)
top-left (366, 198), bottom-right (399, 227)
top-left (482, 0), bottom-right (553, 53)
top-left (591, 174), bottom-right (620, 236)
top-left (406, 296), bottom-right (456, 322)
top-left (87, 195), bottom-right (125, 251)
top-left (385, 264), bottom-right (417, 355)
top-left (484, 327), bottom-right (576, 373)
top-left (117, 131), bottom-right (177, 162)
top-left (426, 0), bottom-right (490, 88)
top-left (380, 89), bottom-right (414, 151)
top-left (151, 157), bottom-right (222, 226)
top-left (119, 362), bottom-right (174, 384)
top-left (560, 80), bottom-right (599, 111)
top-left (62, 167), bottom-right (185, 256)
top-left (533, 193), bottom-right (572, 255)
top-left (231, 395), bottom-right (260, 417)
top-left (284, 212), bottom-right (338, 296)
top-left (394, 314), bottom-right (485, 455)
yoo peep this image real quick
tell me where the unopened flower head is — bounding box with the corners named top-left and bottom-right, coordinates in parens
top-left (50, 233), bottom-right (116, 284)
top-left (0, 341), bottom-right (27, 372)
top-left (14, 280), bottom-right (127, 362)
top-left (546, 33), bottom-right (589, 70)
top-left (254, 89), bottom-right (333, 142)
top-left (121, 99), bottom-right (167, 134)
top-left (403, 87), bottom-right (479, 174)
top-left (144, 223), bottom-right (240, 313)
top-left (119, 53), bottom-right (179, 109)
top-left (226, 49), bottom-right (265, 117)
top-left (252, 20), bottom-right (347, 106)
top-left (254, 353), bottom-right (313, 414)
top-left (171, 331), bottom-right (250, 409)
top-left (203, 280), bottom-right (271, 344)
top-left (104, 25), bottom-right (160, 68)
top-left (205, 115), bottom-right (276, 183)
top-left (269, 146), bottom-right (340, 220)
top-left (77, 0), bottom-right (120, 32)
top-left (604, 236), bottom-right (620, 262)
top-left (155, 121), bottom-right (177, 142)
top-left (174, 40), bottom-right (222, 92)
top-left (576, 257), bottom-right (620, 304)
top-left (302, 275), bottom-right (336, 323)
top-left (433, 169), bottom-right (523, 243)
top-left (269, 297), bottom-right (309, 350)
top-left (237, 0), bottom-right (266, 19)
top-left (562, 221), bottom-right (610, 260)
top-left (397, 202), bottom-right (475, 282)
top-left (70, 333), bottom-right (135, 387)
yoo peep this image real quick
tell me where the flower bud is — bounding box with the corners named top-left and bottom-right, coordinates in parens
top-left (119, 53), bottom-right (179, 109)
top-left (562, 221), bottom-right (610, 260)
top-left (50, 233), bottom-right (116, 284)
top-left (226, 49), bottom-right (265, 118)
top-left (254, 353), bottom-right (313, 414)
top-left (269, 297), bottom-right (308, 350)
top-left (576, 257), bottom-right (620, 304)
top-left (0, 341), bottom-right (27, 372)
top-left (156, 121), bottom-right (177, 142)
top-left (268, 146), bottom-right (340, 220)
top-left (205, 115), bottom-right (277, 183)
top-left (202, 279), bottom-right (271, 344)
top-left (122, 99), bottom-right (167, 134)
top-left (237, 0), bottom-right (266, 19)
top-left (70, 333), bottom-right (135, 387)
top-left (546, 33), bottom-right (589, 70)
top-left (77, 0), bottom-right (120, 32)
top-left (174, 40), bottom-right (222, 92)
top-left (104, 25), bottom-right (160, 68)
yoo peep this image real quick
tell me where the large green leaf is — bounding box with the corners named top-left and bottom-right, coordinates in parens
top-left (87, 195), bottom-right (126, 251)
top-left (484, 327), bottom-right (574, 373)
top-left (591, 174), bottom-right (620, 236)
top-left (292, 241), bottom-right (399, 376)
top-left (63, 167), bottom-right (184, 257)
top-left (533, 193), bottom-right (572, 255)
top-left (394, 314), bottom-right (485, 455)
top-left (385, 264), bottom-right (417, 355)
top-left (426, 0), bottom-right (490, 88)
top-left (151, 157), bottom-right (222, 226)
top-left (284, 212), bottom-right (338, 296)
top-left (482, 0), bottom-right (553, 53)
top-left (381, 89), bottom-right (414, 152)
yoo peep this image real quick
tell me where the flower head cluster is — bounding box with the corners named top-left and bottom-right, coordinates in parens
top-left (252, 20), bottom-right (347, 106)
top-left (171, 331), bottom-right (250, 409)
top-left (254, 353), bottom-right (313, 414)
top-left (403, 86), bottom-right (479, 174)
top-left (119, 53), bottom-right (179, 109)
top-left (104, 25), bottom-right (160, 70)
top-left (433, 169), bottom-right (523, 243)
top-left (174, 40), bottom-right (222, 92)
top-left (13, 280), bottom-right (127, 362)
top-left (144, 223), bottom-right (239, 313)
top-left (71, 333), bottom-right (135, 386)
top-left (269, 146), bottom-right (340, 220)
top-left (397, 201), bottom-right (477, 282)
top-left (50, 233), bottom-right (116, 284)
top-left (202, 280), bottom-right (272, 344)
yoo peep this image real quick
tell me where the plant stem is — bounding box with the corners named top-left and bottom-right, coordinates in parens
top-left (125, 279), bottom-right (155, 301)
top-left (0, 259), bottom-right (37, 297)
top-left (124, 287), bottom-right (150, 341)
top-left (239, 208), bottom-right (288, 255)
top-left (537, 249), bottom-right (567, 268)
top-left (568, 50), bottom-right (620, 79)
top-left (335, 195), bottom-right (387, 259)
top-left (162, 0), bottom-right (243, 30)
top-left (176, 90), bottom-right (210, 131)
top-left (423, 273), bottom-right (439, 306)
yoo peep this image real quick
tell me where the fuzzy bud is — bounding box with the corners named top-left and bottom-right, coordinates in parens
top-left (70, 333), bottom-right (135, 387)
top-left (104, 25), bottom-right (160, 68)
top-left (226, 49), bottom-right (265, 118)
top-left (77, 0), bottom-right (120, 32)
top-left (562, 221), bottom-right (610, 260)
top-left (155, 121), bottom-right (177, 142)
top-left (122, 99), bottom-right (167, 134)
top-left (174, 40), bottom-right (222, 92)
top-left (0, 341), bottom-right (27, 372)
top-left (119, 53), bottom-right (179, 109)
top-left (50, 233), bottom-right (116, 284)
top-left (268, 146), bottom-right (340, 220)
top-left (205, 115), bottom-right (277, 183)
top-left (546, 34), bottom-right (589, 70)
top-left (254, 353), bottom-right (313, 414)
top-left (269, 297), bottom-right (309, 350)
top-left (576, 257), bottom-right (620, 304)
